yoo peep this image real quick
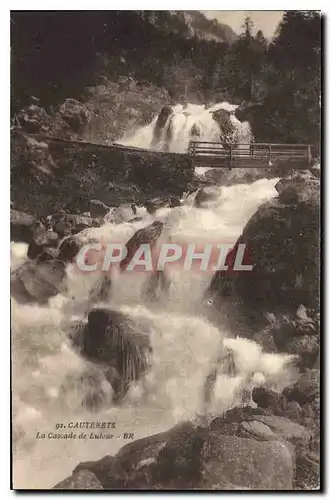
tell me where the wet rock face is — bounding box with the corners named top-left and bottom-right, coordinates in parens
top-left (206, 170), bottom-right (320, 320)
top-left (69, 308), bottom-right (152, 402)
top-left (211, 109), bottom-right (237, 143)
top-left (120, 220), bottom-right (164, 271)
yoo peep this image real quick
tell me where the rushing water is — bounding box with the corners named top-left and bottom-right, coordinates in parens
top-left (118, 102), bottom-right (252, 153)
top-left (12, 103), bottom-right (295, 489)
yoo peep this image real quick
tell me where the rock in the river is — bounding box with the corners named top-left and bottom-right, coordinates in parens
top-left (10, 209), bottom-right (36, 243)
top-left (89, 199), bottom-right (110, 218)
top-left (212, 109), bottom-right (238, 143)
top-left (58, 233), bottom-right (100, 263)
top-left (120, 220), bottom-right (164, 272)
top-left (11, 259), bottom-right (66, 304)
top-left (145, 196), bottom-right (180, 214)
top-left (69, 308), bottom-right (151, 402)
top-left (206, 170), bottom-right (320, 321)
top-left (27, 230), bottom-right (59, 259)
top-left (58, 235), bottom-right (83, 263)
top-left (252, 387), bottom-right (285, 410)
top-left (193, 188), bottom-right (217, 208)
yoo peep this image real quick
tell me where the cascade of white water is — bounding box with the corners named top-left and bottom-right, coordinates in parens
top-left (118, 102), bottom-right (253, 153)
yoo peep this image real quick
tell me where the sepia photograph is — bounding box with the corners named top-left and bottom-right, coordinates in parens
top-left (10, 9), bottom-right (321, 491)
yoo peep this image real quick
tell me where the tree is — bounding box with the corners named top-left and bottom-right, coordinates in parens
top-left (263, 10), bottom-right (321, 145)
top-left (223, 18), bottom-right (268, 101)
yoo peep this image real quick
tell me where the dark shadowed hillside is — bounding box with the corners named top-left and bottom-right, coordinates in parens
top-left (11, 11), bottom-right (321, 146)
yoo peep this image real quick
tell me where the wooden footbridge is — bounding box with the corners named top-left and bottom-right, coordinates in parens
top-left (188, 141), bottom-right (315, 169)
top-left (12, 129), bottom-right (316, 171)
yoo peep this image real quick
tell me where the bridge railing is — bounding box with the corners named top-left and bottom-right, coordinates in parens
top-left (188, 141), bottom-right (314, 165)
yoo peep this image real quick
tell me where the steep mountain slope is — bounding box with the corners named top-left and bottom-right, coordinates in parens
top-left (175, 11), bottom-right (239, 44)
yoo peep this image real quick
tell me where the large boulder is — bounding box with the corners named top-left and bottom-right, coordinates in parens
top-left (11, 259), bottom-right (66, 304)
top-left (120, 220), bottom-right (164, 272)
top-left (54, 420), bottom-right (294, 490)
top-left (206, 170), bottom-right (320, 322)
top-left (199, 433), bottom-right (293, 490)
top-left (68, 308), bottom-right (152, 402)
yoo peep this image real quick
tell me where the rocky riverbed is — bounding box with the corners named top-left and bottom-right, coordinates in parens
top-left (11, 165), bottom-right (320, 490)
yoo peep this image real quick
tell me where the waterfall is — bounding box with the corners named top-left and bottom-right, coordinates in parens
top-left (118, 102), bottom-right (253, 153)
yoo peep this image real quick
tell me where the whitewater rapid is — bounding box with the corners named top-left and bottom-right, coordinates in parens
top-left (11, 177), bottom-right (298, 489)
